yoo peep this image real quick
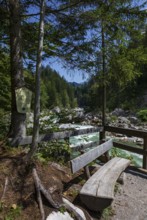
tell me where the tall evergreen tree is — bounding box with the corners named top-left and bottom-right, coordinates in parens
top-left (8, 0), bottom-right (27, 145)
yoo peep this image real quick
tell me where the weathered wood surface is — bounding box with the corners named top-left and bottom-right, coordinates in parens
top-left (70, 139), bottom-right (113, 173)
top-left (71, 141), bottom-right (100, 151)
top-left (113, 141), bottom-right (144, 155)
top-left (9, 126), bottom-right (103, 146)
top-left (80, 157), bottom-right (130, 211)
top-left (105, 125), bottom-right (147, 138)
top-left (62, 198), bottom-right (86, 220)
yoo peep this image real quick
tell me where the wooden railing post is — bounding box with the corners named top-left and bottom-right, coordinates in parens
top-left (143, 137), bottom-right (147, 169)
top-left (99, 130), bottom-right (110, 162)
top-left (99, 131), bottom-right (104, 143)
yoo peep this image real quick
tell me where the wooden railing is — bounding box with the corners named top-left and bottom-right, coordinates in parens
top-left (9, 126), bottom-right (103, 146)
top-left (9, 125), bottom-right (147, 169)
top-left (104, 126), bottom-right (147, 169)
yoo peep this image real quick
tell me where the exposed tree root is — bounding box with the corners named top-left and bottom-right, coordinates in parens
top-left (33, 169), bottom-right (45, 220)
top-left (32, 168), bottom-right (60, 209)
top-left (1, 177), bottom-right (9, 201)
top-left (32, 168), bottom-right (87, 220)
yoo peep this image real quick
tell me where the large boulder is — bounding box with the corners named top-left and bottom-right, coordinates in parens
top-left (73, 108), bottom-right (84, 118)
top-left (128, 116), bottom-right (139, 125)
top-left (72, 108), bottom-right (85, 122)
top-left (52, 106), bottom-right (61, 114)
top-left (111, 108), bottom-right (125, 117)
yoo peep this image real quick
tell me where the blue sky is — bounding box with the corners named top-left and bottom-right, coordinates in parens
top-left (43, 58), bottom-right (89, 83)
top-left (50, 62), bottom-right (89, 83)
top-left (29, 0), bottom-right (146, 83)
top-left (27, 8), bottom-right (89, 83)
top-left (43, 1), bottom-right (147, 83)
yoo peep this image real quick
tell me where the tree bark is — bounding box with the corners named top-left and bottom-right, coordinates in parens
top-left (101, 20), bottom-right (106, 140)
top-left (26, 0), bottom-right (45, 161)
top-left (9, 0), bottom-right (26, 146)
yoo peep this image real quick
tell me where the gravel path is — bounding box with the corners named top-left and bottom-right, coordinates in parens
top-left (110, 167), bottom-right (147, 220)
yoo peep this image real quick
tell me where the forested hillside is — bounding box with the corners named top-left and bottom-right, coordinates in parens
top-left (40, 66), bottom-right (78, 109)
top-left (0, 63), bottom-right (77, 112)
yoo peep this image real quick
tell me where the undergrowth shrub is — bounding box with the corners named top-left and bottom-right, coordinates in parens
top-left (0, 109), bottom-right (10, 140)
top-left (36, 140), bottom-right (71, 164)
top-left (137, 109), bottom-right (147, 122)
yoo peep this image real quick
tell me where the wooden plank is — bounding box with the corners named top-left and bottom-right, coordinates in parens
top-left (143, 137), bottom-right (147, 169)
top-left (80, 157), bottom-right (130, 211)
top-left (70, 139), bottom-right (113, 173)
top-left (8, 126), bottom-right (103, 146)
top-left (71, 141), bottom-right (100, 151)
top-left (113, 141), bottom-right (144, 155)
top-left (105, 126), bottom-right (147, 138)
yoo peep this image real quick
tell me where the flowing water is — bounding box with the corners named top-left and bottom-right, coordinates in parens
top-left (69, 131), bottom-right (143, 167)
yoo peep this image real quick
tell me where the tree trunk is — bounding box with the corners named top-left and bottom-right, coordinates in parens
top-left (101, 20), bottom-right (106, 140)
top-left (9, 0), bottom-right (26, 146)
top-left (26, 0), bottom-right (46, 161)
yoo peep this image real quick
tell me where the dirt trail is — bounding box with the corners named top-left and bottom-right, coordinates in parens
top-left (110, 167), bottom-right (147, 220)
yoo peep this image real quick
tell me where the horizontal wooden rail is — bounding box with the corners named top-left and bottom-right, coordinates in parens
top-left (104, 126), bottom-right (147, 169)
top-left (105, 126), bottom-right (147, 138)
top-left (9, 126), bottom-right (103, 146)
top-left (113, 141), bottom-right (144, 155)
top-left (71, 141), bottom-right (100, 151)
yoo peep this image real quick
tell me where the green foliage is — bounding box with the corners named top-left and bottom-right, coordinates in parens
top-left (110, 147), bottom-right (119, 158)
top-left (110, 115), bottom-right (118, 122)
top-left (137, 109), bottom-right (147, 122)
top-left (39, 111), bottom-right (60, 133)
top-left (114, 183), bottom-right (121, 195)
top-left (102, 206), bottom-right (115, 220)
top-left (4, 205), bottom-right (22, 220)
top-left (41, 66), bottom-right (77, 109)
top-left (0, 202), bottom-right (4, 212)
top-left (111, 146), bottom-right (134, 162)
top-left (0, 109), bottom-right (10, 140)
top-left (59, 206), bottom-right (67, 214)
top-left (0, 52), bottom-right (11, 111)
top-left (36, 140), bottom-right (71, 164)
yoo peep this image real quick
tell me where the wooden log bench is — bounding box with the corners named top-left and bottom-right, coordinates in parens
top-left (70, 139), bottom-right (130, 212)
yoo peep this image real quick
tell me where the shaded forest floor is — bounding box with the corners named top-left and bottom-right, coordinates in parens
top-left (0, 145), bottom-right (147, 220)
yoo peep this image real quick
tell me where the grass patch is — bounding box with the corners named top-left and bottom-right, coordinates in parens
top-left (102, 206), bottom-right (115, 220)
